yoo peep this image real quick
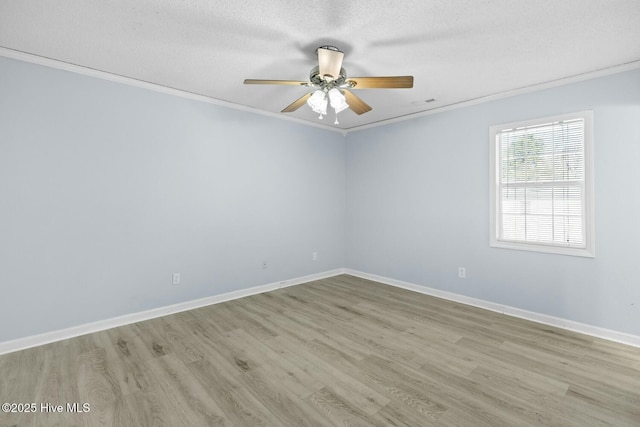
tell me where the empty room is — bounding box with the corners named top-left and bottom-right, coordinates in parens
top-left (1, 1), bottom-right (639, 426)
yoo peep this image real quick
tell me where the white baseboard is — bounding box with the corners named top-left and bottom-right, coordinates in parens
top-left (0, 268), bottom-right (346, 356)
top-left (344, 269), bottom-right (640, 348)
top-left (3, 267), bottom-right (638, 355)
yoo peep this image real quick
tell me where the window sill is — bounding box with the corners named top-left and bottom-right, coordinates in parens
top-left (490, 240), bottom-right (595, 258)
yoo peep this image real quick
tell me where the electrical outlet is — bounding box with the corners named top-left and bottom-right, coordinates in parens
top-left (312, 252), bottom-right (318, 261)
top-left (261, 261), bottom-right (268, 270)
top-left (172, 272), bottom-right (181, 285)
top-left (458, 267), bottom-right (466, 279)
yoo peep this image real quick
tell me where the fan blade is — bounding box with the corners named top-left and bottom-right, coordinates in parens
top-left (281, 93), bottom-right (312, 113)
top-left (342, 90), bottom-right (372, 115)
top-left (317, 47), bottom-right (344, 80)
top-left (346, 76), bottom-right (414, 89)
top-left (244, 79), bottom-right (309, 86)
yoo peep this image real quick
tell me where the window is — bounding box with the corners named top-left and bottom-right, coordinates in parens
top-left (490, 111), bottom-right (594, 257)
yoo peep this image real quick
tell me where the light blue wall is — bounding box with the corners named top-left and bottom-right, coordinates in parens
top-left (2, 54), bottom-right (639, 344)
top-left (0, 56), bottom-right (346, 342)
top-left (346, 68), bottom-right (640, 336)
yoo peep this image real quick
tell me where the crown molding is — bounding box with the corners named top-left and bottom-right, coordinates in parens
top-left (344, 59), bottom-right (640, 133)
top-left (2, 47), bottom-right (637, 137)
top-left (0, 47), bottom-right (347, 135)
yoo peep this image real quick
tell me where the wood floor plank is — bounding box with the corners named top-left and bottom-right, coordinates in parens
top-left (234, 368), bottom-right (327, 426)
top-left (258, 305), bottom-right (373, 360)
top-left (185, 327), bottom-right (262, 377)
top-left (498, 340), bottom-right (640, 399)
top-left (358, 356), bottom-right (450, 424)
top-left (589, 337), bottom-right (640, 364)
top-left (95, 330), bottom-right (150, 396)
top-left (397, 335), bottom-right (479, 376)
top-left (129, 321), bottom-right (172, 359)
top-left (75, 347), bottom-right (124, 426)
top-left (466, 366), bottom-right (576, 426)
top-left (121, 387), bottom-right (176, 427)
top-left (1, 274), bottom-right (639, 426)
top-left (186, 356), bottom-right (280, 427)
top-left (262, 334), bottom-right (392, 417)
top-left (144, 353), bottom-right (232, 426)
top-left (302, 339), bottom-right (391, 415)
top-left (468, 362), bottom-right (569, 398)
top-left (373, 400), bottom-right (442, 427)
top-left (303, 386), bottom-right (375, 427)
top-left (564, 385), bottom-right (640, 426)
top-left (224, 329), bottom-right (322, 398)
top-left (152, 315), bottom-right (206, 364)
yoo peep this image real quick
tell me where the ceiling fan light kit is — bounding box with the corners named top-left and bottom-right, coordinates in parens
top-left (244, 45), bottom-right (414, 125)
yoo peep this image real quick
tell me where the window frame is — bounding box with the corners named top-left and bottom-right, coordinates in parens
top-left (489, 111), bottom-right (595, 257)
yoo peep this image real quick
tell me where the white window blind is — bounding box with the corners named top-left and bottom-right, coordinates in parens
top-left (490, 111), bottom-right (594, 257)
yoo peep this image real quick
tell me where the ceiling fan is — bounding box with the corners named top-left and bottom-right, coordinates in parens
top-left (244, 45), bottom-right (414, 124)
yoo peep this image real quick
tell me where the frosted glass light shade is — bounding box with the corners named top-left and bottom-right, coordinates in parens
top-left (328, 88), bottom-right (349, 113)
top-left (307, 90), bottom-right (327, 115)
top-left (317, 47), bottom-right (344, 80)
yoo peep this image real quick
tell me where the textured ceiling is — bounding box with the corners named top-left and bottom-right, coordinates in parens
top-left (1, 0), bottom-right (639, 131)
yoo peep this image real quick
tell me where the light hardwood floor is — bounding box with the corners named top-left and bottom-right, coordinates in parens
top-left (1, 274), bottom-right (639, 426)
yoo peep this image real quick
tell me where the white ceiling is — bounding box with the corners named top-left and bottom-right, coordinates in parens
top-left (1, 0), bottom-right (639, 131)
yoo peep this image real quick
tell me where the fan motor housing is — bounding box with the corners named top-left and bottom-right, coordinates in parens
top-left (309, 66), bottom-right (348, 89)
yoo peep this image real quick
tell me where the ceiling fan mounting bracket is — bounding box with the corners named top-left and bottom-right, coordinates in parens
top-left (316, 45), bottom-right (342, 53)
